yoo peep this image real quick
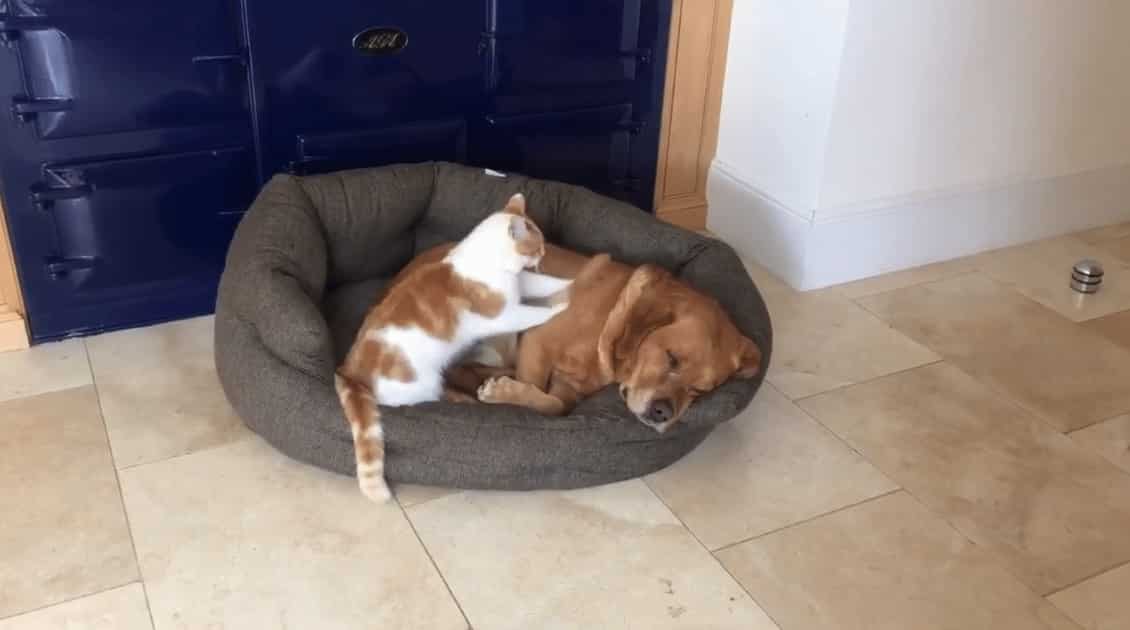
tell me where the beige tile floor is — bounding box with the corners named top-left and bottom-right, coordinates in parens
top-left (3, 224), bottom-right (1130, 629)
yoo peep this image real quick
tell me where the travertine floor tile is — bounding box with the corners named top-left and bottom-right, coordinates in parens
top-left (717, 492), bottom-right (1081, 630)
top-left (800, 363), bottom-right (1130, 594)
top-left (1048, 562), bottom-right (1130, 630)
top-left (832, 258), bottom-right (977, 299)
top-left (647, 383), bottom-right (896, 550)
top-left (858, 274), bottom-right (1130, 431)
top-left (407, 480), bottom-right (778, 630)
top-left (1070, 415), bottom-right (1130, 474)
top-left (0, 387), bottom-right (137, 618)
top-left (394, 483), bottom-right (459, 508)
top-left (86, 316), bottom-right (248, 468)
top-left (0, 584), bottom-right (151, 630)
top-left (973, 236), bottom-right (1130, 322)
top-left (1084, 310), bottom-right (1130, 351)
top-left (741, 254), bottom-right (935, 401)
top-left (1096, 236), bottom-right (1130, 264)
top-left (763, 288), bottom-right (939, 399)
top-left (120, 438), bottom-right (466, 630)
top-left (1075, 222), bottom-right (1130, 245)
top-left (1076, 222), bottom-right (1130, 267)
top-left (0, 339), bottom-right (90, 403)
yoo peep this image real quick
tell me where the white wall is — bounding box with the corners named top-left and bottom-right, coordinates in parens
top-left (714, 0), bottom-right (850, 215)
top-left (819, 0), bottom-right (1130, 215)
top-left (709, 0), bottom-right (1130, 289)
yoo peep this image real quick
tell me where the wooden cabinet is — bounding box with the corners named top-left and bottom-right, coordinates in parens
top-left (0, 199), bottom-right (29, 350)
top-left (654, 0), bottom-right (732, 230)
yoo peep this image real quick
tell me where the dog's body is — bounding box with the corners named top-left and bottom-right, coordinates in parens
top-left (397, 241), bottom-right (761, 431)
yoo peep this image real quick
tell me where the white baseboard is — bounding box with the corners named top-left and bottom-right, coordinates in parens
top-left (707, 160), bottom-right (1130, 290)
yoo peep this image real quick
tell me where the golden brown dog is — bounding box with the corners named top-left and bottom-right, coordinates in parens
top-left (387, 242), bottom-right (761, 432)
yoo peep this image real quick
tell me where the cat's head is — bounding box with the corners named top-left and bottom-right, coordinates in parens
top-left (464, 193), bottom-right (546, 270)
top-left (499, 193), bottom-right (545, 268)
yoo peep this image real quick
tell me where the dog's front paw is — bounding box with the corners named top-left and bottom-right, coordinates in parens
top-left (477, 376), bottom-right (502, 402)
top-left (477, 375), bottom-right (519, 404)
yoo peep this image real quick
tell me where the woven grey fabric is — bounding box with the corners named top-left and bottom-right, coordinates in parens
top-left (215, 162), bottom-right (772, 490)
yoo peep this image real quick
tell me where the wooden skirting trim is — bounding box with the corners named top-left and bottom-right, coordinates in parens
top-left (658, 203), bottom-right (707, 231)
top-left (0, 307), bottom-right (29, 352)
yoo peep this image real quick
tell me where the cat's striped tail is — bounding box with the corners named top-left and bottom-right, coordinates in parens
top-left (334, 371), bottom-right (391, 502)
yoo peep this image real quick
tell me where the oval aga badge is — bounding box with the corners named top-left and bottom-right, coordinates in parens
top-left (352, 27), bottom-right (408, 55)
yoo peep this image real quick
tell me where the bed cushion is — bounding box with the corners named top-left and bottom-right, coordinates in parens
top-left (214, 161), bottom-right (772, 490)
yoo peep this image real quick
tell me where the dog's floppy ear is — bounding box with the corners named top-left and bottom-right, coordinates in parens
top-left (732, 334), bottom-right (762, 379)
top-left (598, 265), bottom-right (675, 379)
top-left (502, 193), bottom-right (526, 215)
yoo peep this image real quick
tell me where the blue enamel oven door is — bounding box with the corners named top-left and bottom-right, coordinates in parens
top-left (246, 1), bottom-right (483, 177)
top-left (0, 0), bottom-right (255, 341)
top-left (476, 0), bottom-right (671, 210)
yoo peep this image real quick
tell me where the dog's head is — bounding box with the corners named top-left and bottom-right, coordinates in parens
top-left (598, 265), bottom-right (761, 432)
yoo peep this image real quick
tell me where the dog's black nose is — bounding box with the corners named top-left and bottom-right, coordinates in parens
top-left (645, 399), bottom-right (673, 424)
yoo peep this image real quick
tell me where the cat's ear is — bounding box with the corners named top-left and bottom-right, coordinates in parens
top-left (508, 215), bottom-right (530, 240)
top-left (502, 193), bottom-right (526, 216)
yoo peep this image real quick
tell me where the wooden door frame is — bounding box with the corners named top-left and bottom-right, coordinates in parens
top-left (0, 197), bottom-right (29, 351)
top-left (654, 0), bottom-right (733, 230)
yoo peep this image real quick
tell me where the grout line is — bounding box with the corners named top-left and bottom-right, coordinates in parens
top-left (787, 350), bottom-right (1130, 597)
top-left (891, 488), bottom-right (1050, 597)
top-left (789, 359), bottom-right (945, 404)
top-left (960, 285), bottom-right (1130, 434)
top-left (846, 280), bottom-right (1129, 436)
top-left (847, 268), bottom-right (982, 307)
top-left (789, 398), bottom-right (1127, 604)
top-left (709, 488), bottom-right (903, 555)
top-left (394, 487), bottom-right (465, 511)
top-left (115, 433), bottom-right (259, 474)
top-left (763, 379), bottom-right (901, 490)
top-left (399, 503), bottom-right (474, 630)
top-left (0, 581), bottom-right (139, 623)
top-left (786, 352), bottom-right (1130, 596)
top-left (1064, 419), bottom-right (1130, 481)
top-left (761, 380), bottom-right (870, 465)
top-left (844, 268), bottom-right (984, 303)
top-left (82, 340), bottom-right (159, 630)
top-left (790, 378), bottom-right (1058, 590)
top-left (639, 476), bottom-right (790, 630)
top-left (1044, 558), bottom-right (1130, 598)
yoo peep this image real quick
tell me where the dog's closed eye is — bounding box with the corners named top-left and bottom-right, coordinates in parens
top-left (666, 350), bottom-right (680, 371)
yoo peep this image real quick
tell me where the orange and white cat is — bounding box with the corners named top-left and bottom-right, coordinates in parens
top-left (334, 194), bottom-right (570, 501)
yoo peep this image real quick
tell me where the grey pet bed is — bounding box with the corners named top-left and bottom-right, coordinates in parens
top-left (214, 162), bottom-right (772, 490)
